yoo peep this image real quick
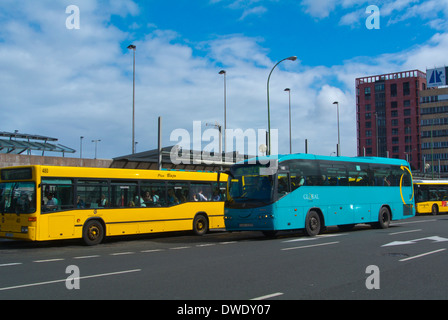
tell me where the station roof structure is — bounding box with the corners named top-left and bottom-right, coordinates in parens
top-left (0, 131), bottom-right (76, 155)
top-left (111, 146), bottom-right (253, 171)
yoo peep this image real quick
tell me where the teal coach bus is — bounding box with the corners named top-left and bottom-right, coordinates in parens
top-left (224, 154), bottom-right (414, 236)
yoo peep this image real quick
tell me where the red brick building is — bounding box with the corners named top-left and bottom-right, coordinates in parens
top-left (356, 70), bottom-right (426, 170)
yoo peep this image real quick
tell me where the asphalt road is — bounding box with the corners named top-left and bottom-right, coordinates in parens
top-left (1, 215), bottom-right (448, 301)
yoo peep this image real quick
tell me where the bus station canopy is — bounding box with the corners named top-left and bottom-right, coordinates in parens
top-left (0, 131), bottom-right (76, 155)
top-left (112, 146), bottom-right (253, 171)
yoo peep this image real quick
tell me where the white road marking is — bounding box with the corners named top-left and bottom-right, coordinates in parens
top-left (399, 249), bottom-right (446, 262)
top-left (251, 292), bottom-right (284, 300)
top-left (0, 263), bottom-right (22, 267)
top-left (392, 219), bottom-right (436, 225)
top-left (74, 255), bottom-right (100, 259)
top-left (0, 269), bottom-right (142, 291)
top-left (388, 229), bottom-right (421, 236)
top-left (282, 241), bottom-right (340, 251)
top-left (33, 259), bottom-right (65, 263)
top-left (110, 252), bottom-right (135, 256)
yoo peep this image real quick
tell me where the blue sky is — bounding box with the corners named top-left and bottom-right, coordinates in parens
top-left (1, 0), bottom-right (448, 159)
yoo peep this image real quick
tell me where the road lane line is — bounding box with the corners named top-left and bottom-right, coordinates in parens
top-left (141, 249), bottom-right (164, 253)
top-left (0, 263), bottom-right (22, 267)
top-left (251, 292), bottom-right (284, 300)
top-left (74, 255), bottom-right (100, 259)
top-left (399, 248), bottom-right (446, 262)
top-left (33, 259), bottom-right (65, 263)
top-left (110, 252), bottom-right (135, 256)
top-left (389, 229), bottom-right (421, 236)
top-left (0, 269), bottom-right (142, 291)
top-left (170, 246), bottom-right (190, 250)
top-left (283, 233), bottom-right (347, 243)
top-left (392, 219), bottom-right (436, 226)
top-left (281, 241), bottom-right (340, 251)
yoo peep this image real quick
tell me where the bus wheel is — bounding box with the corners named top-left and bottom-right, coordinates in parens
top-left (378, 207), bottom-right (391, 229)
top-left (431, 204), bottom-right (439, 216)
top-left (305, 210), bottom-right (321, 236)
top-left (83, 220), bottom-right (105, 246)
top-left (193, 214), bottom-right (209, 236)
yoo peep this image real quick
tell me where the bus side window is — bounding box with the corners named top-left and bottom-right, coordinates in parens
top-left (191, 183), bottom-right (212, 201)
top-left (277, 173), bottom-right (290, 197)
top-left (77, 180), bottom-right (109, 209)
top-left (141, 182), bottom-right (167, 207)
top-left (167, 182), bottom-right (189, 206)
top-left (348, 163), bottom-right (371, 186)
top-left (41, 179), bottom-right (74, 212)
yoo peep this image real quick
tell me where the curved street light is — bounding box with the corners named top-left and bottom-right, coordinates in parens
top-left (267, 56), bottom-right (297, 155)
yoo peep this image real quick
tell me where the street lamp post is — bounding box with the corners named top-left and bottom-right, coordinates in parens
top-left (219, 70), bottom-right (227, 155)
top-left (127, 44), bottom-right (136, 154)
top-left (92, 139), bottom-right (101, 159)
top-left (333, 101), bottom-right (340, 156)
top-left (284, 88), bottom-right (292, 154)
top-left (267, 56), bottom-right (297, 155)
top-left (80, 136), bottom-right (84, 159)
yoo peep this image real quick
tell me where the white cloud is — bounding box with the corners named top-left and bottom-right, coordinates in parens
top-left (300, 0), bottom-right (338, 18)
top-left (239, 6), bottom-right (268, 20)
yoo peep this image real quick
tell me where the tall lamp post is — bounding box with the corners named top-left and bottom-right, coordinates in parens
top-left (284, 88), bottom-right (292, 154)
top-left (219, 70), bottom-right (227, 154)
top-left (80, 136), bottom-right (84, 159)
top-left (333, 101), bottom-right (340, 156)
top-left (267, 56), bottom-right (297, 155)
top-left (92, 139), bottom-right (101, 159)
top-left (127, 44), bottom-right (136, 154)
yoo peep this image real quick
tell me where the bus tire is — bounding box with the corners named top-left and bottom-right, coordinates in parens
top-left (431, 204), bottom-right (439, 216)
top-left (305, 210), bottom-right (321, 236)
top-left (83, 219), bottom-right (105, 246)
top-left (378, 206), bottom-right (391, 229)
top-left (193, 214), bottom-right (209, 236)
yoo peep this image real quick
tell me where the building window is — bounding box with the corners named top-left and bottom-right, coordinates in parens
top-left (403, 82), bottom-right (410, 96)
top-left (390, 84), bottom-right (397, 97)
top-left (365, 87), bottom-right (371, 100)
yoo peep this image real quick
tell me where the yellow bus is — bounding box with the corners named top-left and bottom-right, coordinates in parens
top-left (414, 180), bottom-right (448, 215)
top-left (0, 165), bottom-right (227, 245)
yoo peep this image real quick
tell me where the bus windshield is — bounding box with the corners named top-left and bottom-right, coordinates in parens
top-left (0, 182), bottom-right (36, 214)
top-left (228, 164), bottom-right (275, 207)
